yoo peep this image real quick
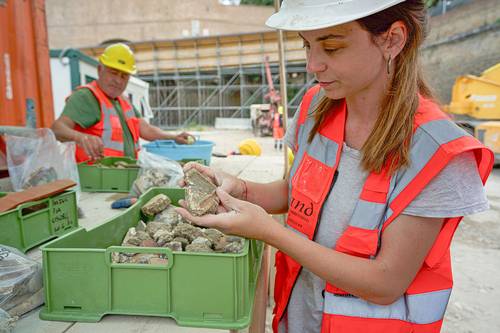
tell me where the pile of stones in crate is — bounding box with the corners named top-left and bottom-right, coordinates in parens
top-left (112, 169), bottom-right (244, 264)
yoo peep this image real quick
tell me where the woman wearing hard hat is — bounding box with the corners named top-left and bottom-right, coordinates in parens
top-left (177, 1), bottom-right (493, 332)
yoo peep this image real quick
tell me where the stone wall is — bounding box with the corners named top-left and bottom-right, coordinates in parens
top-left (421, 0), bottom-right (500, 103)
top-left (46, 0), bottom-right (273, 48)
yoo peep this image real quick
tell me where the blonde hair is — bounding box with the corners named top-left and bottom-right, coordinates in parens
top-left (307, 0), bottom-right (434, 174)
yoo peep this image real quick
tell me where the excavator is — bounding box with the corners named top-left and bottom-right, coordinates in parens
top-left (445, 63), bottom-right (500, 163)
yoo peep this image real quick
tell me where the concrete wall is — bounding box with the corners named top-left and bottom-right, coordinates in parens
top-left (421, 0), bottom-right (500, 103)
top-left (45, 0), bottom-right (274, 49)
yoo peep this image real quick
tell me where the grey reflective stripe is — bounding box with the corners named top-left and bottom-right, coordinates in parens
top-left (349, 200), bottom-right (388, 230)
top-left (420, 119), bottom-right (470, 145)
top-left (309, 89), bottom-right (325, 115)
top-left (324, 288), bottom-right (451, 324)
top-left (101, 105), bottom-right (124, 151)
top-left (308, 133), bottom-right (338, 167)
top-left (324, 291), bottom-right (406, 321)
top-left (407, 289), bottom-right (451, 324)
top-left (387, 119), bottom-right (469, 210)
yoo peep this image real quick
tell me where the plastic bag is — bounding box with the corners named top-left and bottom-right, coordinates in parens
top-left (129, 150), bottom-right (183, 197)
top-left (0, 245), bottom-right (43, 318)
top-left (0, 308), bottom-right (16, 333)
top-left (5, 128), bottom-right (80, 196)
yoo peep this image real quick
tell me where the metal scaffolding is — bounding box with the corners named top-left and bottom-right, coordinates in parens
top-left (85, 30), bottom-right (314, 129)
top-left (140, 64), bottom-right (315, 129)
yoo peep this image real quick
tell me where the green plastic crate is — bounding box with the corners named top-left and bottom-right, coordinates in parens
top-left (78, 157), bottom-right (139, 192)
top-left (0, 190), bottom-right (78, 253)
top-left (40, 187), bottom-right (263, 330)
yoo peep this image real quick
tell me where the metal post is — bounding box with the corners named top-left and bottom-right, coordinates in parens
top-left (274, 0), bottom-right (289, 177)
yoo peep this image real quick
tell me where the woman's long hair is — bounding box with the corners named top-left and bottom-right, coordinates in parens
top-left (307, 0), bottom-right (434, 174)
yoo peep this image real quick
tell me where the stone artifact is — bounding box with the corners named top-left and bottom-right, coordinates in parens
top-left (131, 168), bottom-right (176, 196)
top-left (21, 166), bottom-right (58, 189)
top-left (154, 206), bottom-right (183, 226)
top-left (141, 194), bottom-right (171, 217)
top-left (184, 168), bottom-right (219, 216)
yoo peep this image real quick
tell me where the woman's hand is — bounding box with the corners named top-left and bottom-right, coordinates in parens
top-left (179, 162), bottom-right (247, 200)
top-left (176, 188), bottom-right (274, 240)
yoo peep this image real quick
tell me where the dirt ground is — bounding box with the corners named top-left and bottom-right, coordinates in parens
top-left (197, 128), bottom-right (500, 333)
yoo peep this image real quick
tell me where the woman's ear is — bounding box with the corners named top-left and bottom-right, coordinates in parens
top-left (384, 21), bottom-right (408, 60)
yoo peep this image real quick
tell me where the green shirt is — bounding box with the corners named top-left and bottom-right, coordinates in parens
top-left (62, 88), bottom-right (141, 158)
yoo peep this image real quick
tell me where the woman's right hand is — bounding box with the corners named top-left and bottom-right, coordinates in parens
top-left (180, 162), bottom-right (247, 200)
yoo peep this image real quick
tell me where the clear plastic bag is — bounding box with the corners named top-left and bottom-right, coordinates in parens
top-left (5, 128), bottom-right (80, 196)
top-left (129, 150), bottom-right (183, 197)
top-left (0, 308), bottom-right (17, 333)
top-left (0, 245), bottom-right (43, 318)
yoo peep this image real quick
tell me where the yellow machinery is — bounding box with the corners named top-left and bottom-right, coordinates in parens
top-left (446, 63), bottom-right (500, 162)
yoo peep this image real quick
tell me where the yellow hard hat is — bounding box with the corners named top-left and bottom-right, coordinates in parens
top-left (278, 106), bottom-right (284, 115)
top-left (238, 139), bottom-right (262, 156)
top-left (99, 43), bottom-right (137, 75)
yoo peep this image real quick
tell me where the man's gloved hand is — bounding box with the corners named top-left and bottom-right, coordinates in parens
top-left (76, 133), bottom-right (104, 161)
top-left (174, 132), bottom-right (195, 145)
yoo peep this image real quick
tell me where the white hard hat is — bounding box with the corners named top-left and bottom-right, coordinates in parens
top-left (266, 0), bottom-right (406, 31)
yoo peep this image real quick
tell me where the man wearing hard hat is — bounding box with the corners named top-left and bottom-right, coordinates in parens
top-left (51, 43), bottom-right (193, 162)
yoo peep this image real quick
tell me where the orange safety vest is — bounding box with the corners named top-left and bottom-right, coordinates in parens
top-left (273, 112), bottom-right (284, 139)
top-left (73, 81), bottom-right (140, 162)
top-left (273, 85), bottom-right (493, 333)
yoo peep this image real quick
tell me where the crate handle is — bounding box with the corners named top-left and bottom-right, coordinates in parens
top-left (17, 197), bottom-right (51, 219)
top-left (105, 245), bottom-right (174, 269)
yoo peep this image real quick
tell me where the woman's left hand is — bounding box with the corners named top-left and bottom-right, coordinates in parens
top-left (175, 188), bottom-right (273, 240)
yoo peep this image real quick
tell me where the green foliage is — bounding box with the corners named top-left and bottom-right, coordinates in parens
top-left (425, 0), bottom-right (440, 7)
top-left (240, 0), bottom-right (274, 6)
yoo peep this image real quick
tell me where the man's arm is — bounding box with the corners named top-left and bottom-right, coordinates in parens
top-left (139, 119), bottom-right (193, 144)
top-left (51, 116), bottom-right (104, 160)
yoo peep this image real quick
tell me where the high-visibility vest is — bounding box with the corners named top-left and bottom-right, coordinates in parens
top-left (273, 85), bottom-right (493, 333)
top-left (73, 81), bottom-right (140, 162)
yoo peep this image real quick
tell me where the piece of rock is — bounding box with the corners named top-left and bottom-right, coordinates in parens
top-left (213, 236), bottom-right (228, 252)
top-left (130, 253), bottom-right (159, 264)
top-left (186, 243), bottom-right (214, 253)
top-left (153, 230), bottom-right (174, 246)
top-left (154, 206), bottom-right (183, 225)
top-left (191, 237), bottom-right (212, 248)
top-left (141, 194), bottom-right (171, 216)
top-left (184, 168), bottom-right (219, 216)
top-left (203, 228), bottom-right (224, 245)
top-left (146, 221), bottom-right (173, 238)
top-left (164, 241), bottom-right (183, 252)
top-left (140, 239), bottom-right (158, 247)
top-left (172, 223), bottom-right (203, 242)
top-left (173, 237), bottom-right (189, 249)
top-left (149, 257), bottom-right (169, 265)
top-left (224, 240), bottom-right (244, 253)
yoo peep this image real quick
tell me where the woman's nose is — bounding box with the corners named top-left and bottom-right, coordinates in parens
top-left (306, 52), bottom-right (326, 74)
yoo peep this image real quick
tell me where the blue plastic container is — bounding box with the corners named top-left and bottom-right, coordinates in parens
top-left (143, 140), bottom-right (215, 165)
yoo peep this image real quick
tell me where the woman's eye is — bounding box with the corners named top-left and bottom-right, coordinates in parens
top-left (324, 48), bottom-right (339, 54)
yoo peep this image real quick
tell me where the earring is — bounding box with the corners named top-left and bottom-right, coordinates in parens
top-left (387, 54), bottom-right (392, 75)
